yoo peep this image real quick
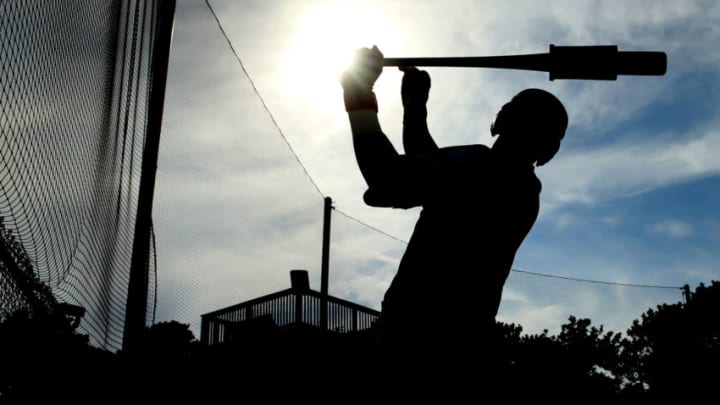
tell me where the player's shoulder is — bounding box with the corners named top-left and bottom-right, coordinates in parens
top-left (440, 144), bottom-right (490, 162)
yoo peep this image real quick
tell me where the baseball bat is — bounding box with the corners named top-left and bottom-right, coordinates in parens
top-left (382, 45), bottom-right (667, 80)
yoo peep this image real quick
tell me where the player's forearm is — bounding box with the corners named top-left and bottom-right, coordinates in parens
top-left (348, 110), bottom-right (399, 189)
top-left (403, 101), bottom-right (437, 155)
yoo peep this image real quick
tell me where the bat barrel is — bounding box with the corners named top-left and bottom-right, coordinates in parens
top-left (548, 45), bottom-right (667, 80)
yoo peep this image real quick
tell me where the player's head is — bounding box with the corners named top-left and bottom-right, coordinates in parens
top-left (490, 88), bottom-right (568, 166)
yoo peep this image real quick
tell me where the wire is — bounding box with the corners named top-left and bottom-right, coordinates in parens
top-left (335, 208), bottom-right (681, 290)
top-left (333, 208), bottom-right (409, 245)
top-left (203, 1), bottom-right (684, 294)
top-left (511, 269), bottom-right (683, 290)
top-left (204, 0), bottom-right (324, 198)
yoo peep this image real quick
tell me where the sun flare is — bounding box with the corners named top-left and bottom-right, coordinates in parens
top-left (282, 2), bottom-right (403, 105)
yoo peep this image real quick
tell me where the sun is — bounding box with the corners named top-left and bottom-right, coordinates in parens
top-left (281, 2), bottom-right (403, 106)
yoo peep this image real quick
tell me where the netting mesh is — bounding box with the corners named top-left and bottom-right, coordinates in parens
top-left (0, 217), bottom-right (57, 320)
top-left (0, 0), bottom-right (162, 350)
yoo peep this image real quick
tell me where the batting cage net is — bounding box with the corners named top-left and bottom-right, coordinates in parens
top-left (0, 0), bottom-right (169, 350)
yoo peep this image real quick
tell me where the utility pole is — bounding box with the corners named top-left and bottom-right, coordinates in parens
top-left (320, 196), bottom-right (332, 330)
top-left (682, 284), bottom-right (692, 304)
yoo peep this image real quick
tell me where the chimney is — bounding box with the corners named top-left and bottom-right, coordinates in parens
top-left (290, 269), bottom-right (310, 291)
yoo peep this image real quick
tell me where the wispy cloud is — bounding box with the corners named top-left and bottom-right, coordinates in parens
top-left (541, 125), bottom-right (720, 211)
top-left (649, 218), bottom-right (693, 238)
top-left (498, 300), bottom-right (565, 334)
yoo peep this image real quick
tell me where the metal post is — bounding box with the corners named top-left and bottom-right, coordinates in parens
top-left (295, 290), bottom-right (303, 325)
top-left (682, 284), bottom-right (692, 304)
top-left (320, 196), bottom-right (332, 330)
top-left (122, 0), bottom-right (176, 352)
top-left (200, 315), bottom-right (209, 345)
top-left (291, 270), bottom-right (309, 325)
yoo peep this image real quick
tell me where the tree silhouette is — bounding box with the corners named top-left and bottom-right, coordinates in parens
top-left (0, 217), bottom-right (57, 321)
top-left (494, 317), bottom-right (622, 398)
top-left (620, 281), bottom-right (720, 398)
top-left (0, 310), bottom-right (116, 403)
top-left (3, 278), bottom-right (717, 401)
top-left (116, 321), bottom-right (202, 402)
top-left (138, 320), bottom-right (199, 358)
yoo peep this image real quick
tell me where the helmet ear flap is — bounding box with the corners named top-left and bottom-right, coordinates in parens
top-left (491, 102), bottom-right (515, 137)
top-left (535, 137), bottom-right (561, 166)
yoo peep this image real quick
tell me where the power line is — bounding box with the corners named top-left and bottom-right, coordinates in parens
top-left (204, 0), bottom-right (324, 198)
top-left (203, 1), bottom-right (683, 294)
top-left (335, 208), bottom-right (682, 290)
top-left (333, 208), bottom-right (409, 245)
top-left (511, 269), bottom-right (683, 290)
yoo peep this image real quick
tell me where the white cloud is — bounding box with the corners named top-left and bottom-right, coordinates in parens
top-left (601, 215), bottom-right (622, 226)
top-left (680, 266), bottom-right (720, 284)
top-left (649, 218), bottom-right (693, 238)
top-left (499, 288), bottom-right (529, 304)
top-left (541, 125), bottom-right (720, 211)
top-left (497, 303), bottom-right (565, 334)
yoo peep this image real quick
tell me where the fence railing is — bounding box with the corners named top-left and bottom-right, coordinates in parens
top-left (201, 288), bottom-right (380, 345)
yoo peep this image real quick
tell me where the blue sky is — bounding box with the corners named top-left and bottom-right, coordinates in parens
top-left (154, 0), bottom-right (720, 337)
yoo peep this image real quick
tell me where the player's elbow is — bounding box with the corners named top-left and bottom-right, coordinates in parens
top-left (363, 188), bottom-right (418, 209)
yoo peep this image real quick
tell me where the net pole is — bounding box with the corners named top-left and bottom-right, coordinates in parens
top-left (122, 0), bottom-right (176, 353)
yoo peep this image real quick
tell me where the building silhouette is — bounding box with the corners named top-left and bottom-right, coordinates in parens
top-left (200, 270), bottom-right (380, 346)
